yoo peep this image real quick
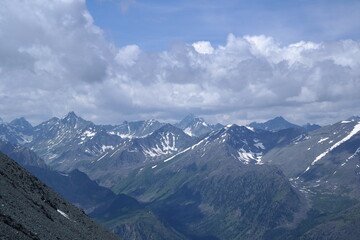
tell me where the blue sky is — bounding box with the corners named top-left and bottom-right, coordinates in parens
top-left (0, 0), bottom-right (360, 125)
top-left (86, 0), bottom-right (360, 51)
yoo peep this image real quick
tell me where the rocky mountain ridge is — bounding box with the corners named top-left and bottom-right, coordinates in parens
top-left (1, 112), bottom-right (360, 239)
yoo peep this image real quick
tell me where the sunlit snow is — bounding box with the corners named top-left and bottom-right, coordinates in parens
top-left (303, 122), bottom-right (360, 173)
top-left (318, 137), bottom-right (329, 143)
top-left (57, 209), bottom-right (71, 220)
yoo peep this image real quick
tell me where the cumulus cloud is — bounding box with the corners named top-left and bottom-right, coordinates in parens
top-left (192, 41), bottom-right (214, 54)
top-left (0, 0), bottom-right (359, 126)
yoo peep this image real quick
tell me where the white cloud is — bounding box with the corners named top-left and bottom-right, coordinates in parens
top-left (192, 41), bottom-right (214, 54)
top-left (0, 0), bottom-right (359, 126)
top-left (115, 45), bottom-right (141, 66)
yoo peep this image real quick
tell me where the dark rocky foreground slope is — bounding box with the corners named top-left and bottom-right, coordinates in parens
top-left (0, 152), bottom-right (119, 240)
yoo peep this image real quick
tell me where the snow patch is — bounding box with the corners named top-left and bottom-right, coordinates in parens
top-left (118, 133), bottom-right (134, 139)
top-left (254, 142), bottom-right (265, 150)
top-left (96, 152), bottom-right (108, 162)
top-left (48, 153), bottom-right (59, 160)
top-left (57, 209), bottom-right (71, 220)
top-left (235, 148), bottom-right (263, 165)
top-left (19, 134), bottom-right (33, 144)
top-left (127, 148), bottom-right (139, 153)
top-left (101, 145), bottom-right (114, 152)
top-left (318, 137), bottom-right (329, 143)
top-left (184, 127), bottom-right (193, 136)
top-left (292, 134), bottom-right (309, 144)
top-left (304, 122), bottom-right (360, 173)
top-left (142, 132), bottom-right (178, 157)
top-left (83, 130), bottom-right (96, 137)
top-left (341, 147), bottom-right (360, 167)
top-left (163, 135), bottom-right (211, 163)
top-left (246, 126), bottom-right (255, 132)
top-left (109, 148), bottom-right (120, 157)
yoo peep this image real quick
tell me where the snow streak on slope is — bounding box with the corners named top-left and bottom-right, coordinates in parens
top-left (142, 133), bottom-right (178, 157)
top-left (318, 137), bottom-right (329, 143)
top-left (341, 147), bottom-right (360, 167)
top-left (234, 149), bottom-right (263, 165)
top-left (163, 135), bottom-right (211, 163)
top-left (183, 127), bottom-right (193, 136)
top-left (303, 122), bottom-right (360, 173)
top-left (57, 209), bottom-right (71, 220)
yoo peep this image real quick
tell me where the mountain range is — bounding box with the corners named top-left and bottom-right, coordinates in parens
top-left (1, 112), bottom-right (360, 239)
top-left (0, 133), bottom-right (185, 239)
top-left (249, 116), bottom-right (321, 132)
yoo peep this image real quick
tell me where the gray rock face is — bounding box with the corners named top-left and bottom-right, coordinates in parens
top-left (0, 117), bottom-right (33, 145)
top-left (263, 120), bottom-right (360, 195)
top-left (84, 123), bottom-right (198, 186)
top-left (0, 139), bottom-right (47, 169)
top-left (0, 152), bottom-right (120, 240)
top-left (28, 112), bottom-right (123, 171)
top-left (103, 119), bottom-right (166, 138)
top-left (175, 114), bottom-right (223, 137)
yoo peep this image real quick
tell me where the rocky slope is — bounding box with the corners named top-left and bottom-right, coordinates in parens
top-left (0, 152), bottom-right (119, 240)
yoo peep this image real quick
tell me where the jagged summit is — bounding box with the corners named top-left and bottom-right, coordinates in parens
top-left (175, 114), bottom-right (219, 137)
top-left (10, 117), bottom-right (33, 129)
top-left (60, 111), bottom-right (91, 128)
top-left (62, 111), bottom-right (80, 122)
top-left (176, 114), bottom-right (206, 129)
top-left (63, 111), bottom-right (78, 119)
top-left (265, 116), bottom-right (292, 125)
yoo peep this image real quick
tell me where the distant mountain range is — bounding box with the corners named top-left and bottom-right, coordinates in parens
top-left (1, 113), bottom-right (360, 239)
top-left (248, 116), bottom-right (321, 132)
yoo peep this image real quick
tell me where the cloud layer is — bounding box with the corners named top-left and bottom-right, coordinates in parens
top-left (0, 0), bottom-right (359, 125)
